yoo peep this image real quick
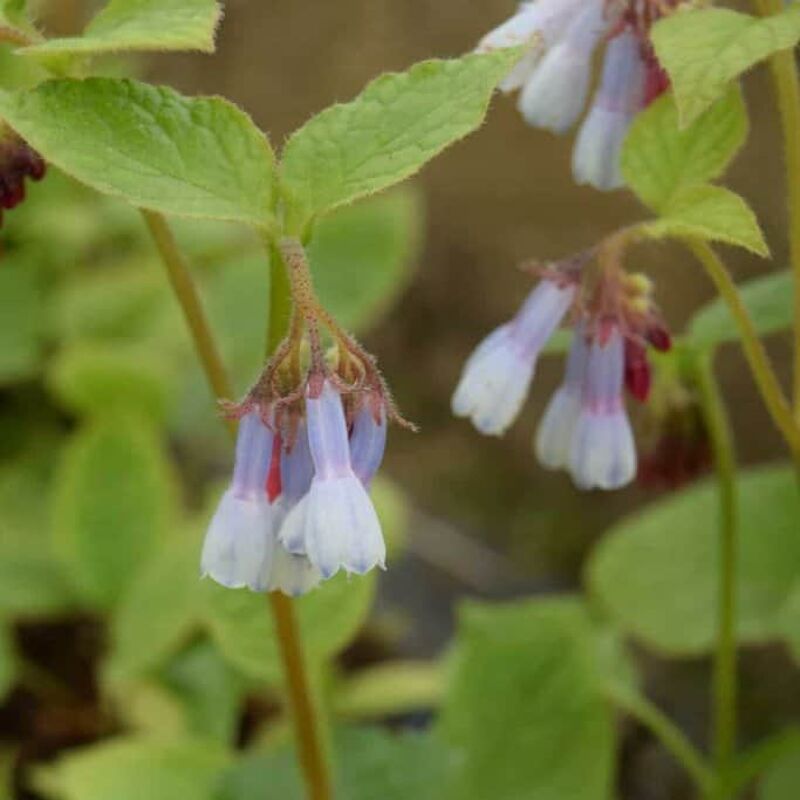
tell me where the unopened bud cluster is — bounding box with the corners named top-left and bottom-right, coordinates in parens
top-left (452, 238), bottom-right (671, 490)
top-left (0, 129), bottom-right (45, 224)
top-left (477, 0), bottom-right (675, 190)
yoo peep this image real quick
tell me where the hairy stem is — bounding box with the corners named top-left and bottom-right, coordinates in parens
top-left (753, 0), bottom-right (800, 419)
top-left (688, 240), bottom-right (800, 456)
top-left (605, 681), bottom-right (714, 795)
top-left (693, 350), bottom-right (739, 791)
top-left (267, 243), bottom-right (333, 800)
top-left (145, 211), bottom-right (331, 800)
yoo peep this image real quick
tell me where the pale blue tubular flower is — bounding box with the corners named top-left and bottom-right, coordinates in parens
top-left (535, 323), bottom-right (588, 469)
top-left (569, 325), bottom-right (636, 490)
top-left (572, 29), bottom-right (646, 190)
top-left (349, 402), bottom-right (388, 488)
top-left (279, 380), bottom-right (385, 579)
top-left (452, 277), bottom-right (577, 436)
top-left (201, 411), bottom-right (277, 590)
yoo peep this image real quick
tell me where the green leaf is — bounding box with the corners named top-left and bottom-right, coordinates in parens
top-left (218, 726), bottom-right (450, 800)
top-left (106, 531), bottom-right (202, 682)
top-left (309, 188), bottom-right (423, 330)
top-left (0, 78), bottom-right (275, 226)
top-left (760, 737), bottom-right (800, 800)
top-left (777, 582), bottom-right (800, 665)
top-left (0, 253), bottom-right (43, 384)
top-left (437, 596), bottom-right (615, 800)
top-left (52, 416), bottom-right (177, 609)
top-left (33, 738), bottom-right (230, 800)
top-left (280, 49), bottom-right (520, 226)
top-left (0, 553), bottom-right (75, 617)
top-left (588, 465), bottom-right (800, 655)
top-left (21, 0), bottom-right (222, 57)
top-left (162, 640), bottom-right (246, 745)
top-left (621, 87), bottom-right (747, 212)
top-left (652, 6), bottom-right (800, 126)
top-left (689, 270), bottom-right (792, 349)
top-left (0, 623), bottom-right (16, 701)
top-left (642, 184), bottom-right (768, 256)
top-left (47, 343), bottom-right (176, 425)
top-left (334, 660), bottom-right (445, 719)
top-left (202, 571), bottom-right (375, 684)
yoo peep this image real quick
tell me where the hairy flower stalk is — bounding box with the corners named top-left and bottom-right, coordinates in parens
top-left (477, 0), bottom-right (677, 190)
top-left (201, 238), bottom-right (406, 590)
top-left (453, 231), bottom-right (671, 490)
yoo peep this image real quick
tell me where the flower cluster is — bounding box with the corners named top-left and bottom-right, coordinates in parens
top-left (452, 240), bottom-right (671, 490)
top-left (0, 129), bottom-right (45, 224)
top-left (477, 0), bottom-right (674, 190)
top-left (201, 240), bottom-right (400, 595)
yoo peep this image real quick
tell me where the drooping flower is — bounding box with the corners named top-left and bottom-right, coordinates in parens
top-left (535, 324), bottom-right (588, 469)
top-left (452, 275), bottom-right (577, 435)
top-left (201, 411), bottom-right (276, 591)
top-left (349, 401), bottom-right (388, 488)
top-left (569, 325), bottom-right (637, 490)
top-left (279, 380), bottom-right (386, 579)
top-left (477, 0), bottom-right (675, 191)
top-left (572, 29), bottom-right (645, 190)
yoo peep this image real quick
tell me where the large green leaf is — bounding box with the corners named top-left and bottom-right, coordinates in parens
top-left (652, 6), bottom-right (800, 126)
top-left (437, 597), bottom-right (615, 800)
top-left (51, 416), bottom-right (177, 609)
top-left (106, 531), bottom-right (202, 682)
top-left (642, 184), bottom-right (768, 256)
top-left (217, 726), bottom-right (450, 800)
top-left (588, 465), bottom-right (800, 655)
top-left (22, 0), bottom-right (222, 56)
top-left (202, 571), bottom-right (375, 684)
top-left (309, 188), bottom-right (422, 330)
top-left (0, 78), bottom-right (275, 226)
top-left (280, 50), bottom-right (520, 227)
top-left (33, 738), bottom-right (230, 800)
top-left (0, 253), bottom-right (43, 384)
top-left (689, 270), bottom-right (792, 349)
top-left (621, 87), bottom-right (747, 212)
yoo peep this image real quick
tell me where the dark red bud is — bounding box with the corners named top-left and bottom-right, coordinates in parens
top-left (624, 339), bottom-right (652, 403)
top-left (265, 435), bottom-right (282, 504)
top-left (643, 59), bottom-right (670, 107)
top-left (646, 324), bottom-right (672, 352)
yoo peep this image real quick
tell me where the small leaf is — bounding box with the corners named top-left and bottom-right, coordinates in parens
top-left (621, 87), bottom-right (747, 212)
top-left (217, 726), bottom-right (450, 800)
top-left (32, 738), bottom-right (230, 800)
top-left (588, 465), bottom-right (800, 655)
top-left (106, 532), bottom-right (202, 682)
top-left (334, 660), bottom-right (445, 719)
top-left (202, 571), bottom-right (375, 684)
top-left (689, 270), bottom-right (792, 349)
top-left (47, 343), bottom-right (176, 425)
top-left (0, 553), bottom-right (75, 617)
top-left (21, 0), bottom-right (222, 56)
top-left (437, 596), bottom-right (616, 800)
top-left (280, 50), bottom-right (520, 226)
top-left (760, 737), bottom-right (800, 800)
top-left (0, 253), bottom-right (44, 385)
top-left (652, 6), bottom-right (800, 126)
top-left (642, 184), bottom-right (768, 256)
top-left (0, 78), bottom-right (275, 226)
top-left (52, 416), bottom-right (177, 609)
top-left (309, 188), bottom-right (423, 330)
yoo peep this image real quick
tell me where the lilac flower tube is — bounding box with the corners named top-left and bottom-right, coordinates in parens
top-left (201, 411), bottom-right (276, 590)
top-left (572, 29), bottom-right (646, 190)
top-left (279, 381), bottom-right (385, 578)
top-left (452, 278), bottom-right (576, 436)
top-left (535, 325), bottom-right (588, 469)
top-left (349, 404), bottom-right (388, 487)
top-left (569, 327), bottom-right (637, 489)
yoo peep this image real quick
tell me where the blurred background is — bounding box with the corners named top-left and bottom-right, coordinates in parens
top-left (0, 1), bottom-right (798, 799)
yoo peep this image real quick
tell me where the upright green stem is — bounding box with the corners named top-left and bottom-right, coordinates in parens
top-left (688, 240), bottom-right (800, 458)
top-left (144, 211), bottom-right (332, 800)
top-left (693, 350), bottom-right (738, 793)
top-left (604, 681), bottom-right (714, 796)
top-left (753, 0), bottom-right (800, 418)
